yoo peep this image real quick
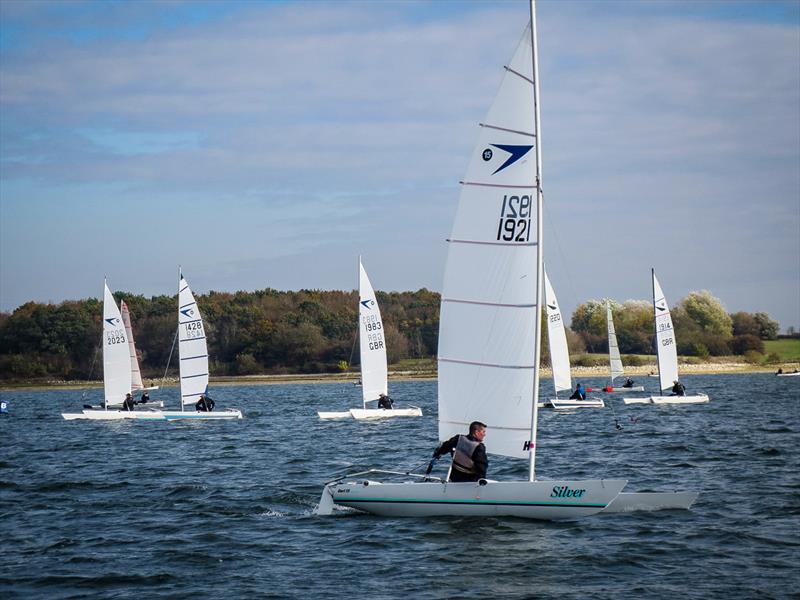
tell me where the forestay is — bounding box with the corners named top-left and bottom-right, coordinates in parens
top-left (120, 300), bottom-right (145, 392)
top-left (652, 271), bottom-right (679, 393)
top-left (437, 26), bottom-right (539, 460)
top-left (544, 270), bottom-right (572, 395)
top-left (607, 302), bottom-right (624, 384)
top-left (358, 260), bottom-right (388, 406)
top-left (103, 282), bottom-right (131, 406)
top-left (178, 274), bottom-right (209, 406)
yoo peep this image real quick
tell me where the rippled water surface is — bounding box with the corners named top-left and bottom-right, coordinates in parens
top-left (1, 373), bottom-right (799, 599)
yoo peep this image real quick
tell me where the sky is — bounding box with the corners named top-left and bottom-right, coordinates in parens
top-left (1, 0), bottom-right (799, 331)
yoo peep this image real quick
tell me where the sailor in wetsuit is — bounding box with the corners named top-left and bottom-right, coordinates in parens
top-left (122, 393), bottom-right (135, 412)
top-left (377, 394), bottom-right (393, 410)
top-left (671, 380), bottom-right (686, 396)
top-left (195, 394), bottom-right (215, 412)
top-left (432, 421), bottom-right (488, 482)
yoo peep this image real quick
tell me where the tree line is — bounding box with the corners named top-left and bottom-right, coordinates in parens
top-left (0, 288), bottom-right (781, 381)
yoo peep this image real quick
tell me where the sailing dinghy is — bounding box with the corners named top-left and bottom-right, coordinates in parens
top-left (62, 281), bottom-right (165, 420)
top-left (159, 272), bottom-right (242, 420)
top-left (540, 270), bottom-right (603, 409)
top-left (624, 270), bottom-right (709, 405)
top-left (120, 300), bottom-right (159, 397)
top-left (316, 1), bottom-right (696, 519)
top-left (318, 258), bottom-right (422, 420)
top-left (602, 302), bottom-right (644, 393)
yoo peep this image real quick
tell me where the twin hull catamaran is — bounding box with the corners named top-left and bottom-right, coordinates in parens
top-left (62, 282), bottom-right (165, 420)
top-left (318, 258), bottom-right (421, 420)
top-left (623, 270), bottom-right (710, 405)
top-left (603, 302), bottom-right (645, 393)
top-left (317, 0), bottom-right (697, 519)
top-left (540, 270), bottom-right (604, 409)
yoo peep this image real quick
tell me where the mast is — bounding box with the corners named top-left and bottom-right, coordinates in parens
top-left (528, 0), bottom-right (544, 482)
top-left (652, 267), bottom-right (662, 390)
top-left (179, 266), bottom-right (184, 412)
top-left (358, 254), bottom-right (365, 410)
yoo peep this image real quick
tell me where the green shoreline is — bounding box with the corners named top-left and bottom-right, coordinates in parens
top-left (2, 361), bottom-right (797, 392)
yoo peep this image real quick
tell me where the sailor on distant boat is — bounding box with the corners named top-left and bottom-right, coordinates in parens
top-left (196, 394), bottom-right (215, 412)
top-left (622, 377), bottom-right (635, 388)
top-left (569, 383), bottom-right (586, 400)
top-left (140, 391), bottom-right (150, 404)
top-left (432, 421), bottom-right (488, 483)
top-left (377, 393), bottom-right (393, 410)
top-left (122, 393), bottom-right (135, 411)
top-left (671, 380), bottom-right (686, 396)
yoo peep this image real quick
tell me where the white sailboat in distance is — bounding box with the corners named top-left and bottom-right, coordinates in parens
top-left (318, 258), bottom-right (422, 420)
top-left (624, 270), bottom-right (710, 405)
top-left (603, 301), bottom-right (644, 393)
top-left (317, 1), bottom-right (697, 518)
top-left (159, 271), bottom-right (242, 420)
top-left (540, 269), bottom-right (603, 409)
top-left (62, 281), bottom-right (164, 420)
top-left (120, 300), bottom-right (160, 400)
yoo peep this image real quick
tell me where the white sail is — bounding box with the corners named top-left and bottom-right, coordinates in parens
top-left (102, 282), bottom-right (131, 406)
top-left (178, 273), bottom-right (209, 406)
top-left (358, 259), bottom-right (388, 405)
top-left (438, 25), bottom-right (539, 460)
top-left (607, 302), bottom-right (624, 384)
top-left (544, 270), bottom-right (572, 394)
top-left (120, 300), bottom-right (145, 391)
top-left (652, 271), bottom-right (679, 392)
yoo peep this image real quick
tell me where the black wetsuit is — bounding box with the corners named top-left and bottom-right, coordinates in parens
top-left (377, 396), bottom-right (393, 410)
top-left (122, 396), bottom-right (135, 411)
top-left (671, 382), bottom-right (686, 396)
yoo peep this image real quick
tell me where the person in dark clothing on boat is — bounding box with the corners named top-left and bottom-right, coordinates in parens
top-left (622, 377), bottom-right (635, 388)
top-left (671, 380), bottom-right (686, 396)
top-left (139, 392), bottom-right (150, 404)
top-left (122, 393), bottom-right (135, 411)
top-left (433, 421), bottom-right (488, 483)
top-left (195, 394), bottom-right (215, 412)
top-left (377, 393), bottom-right (393, 410)
top-left (569, 383), bottom-right (586, 400)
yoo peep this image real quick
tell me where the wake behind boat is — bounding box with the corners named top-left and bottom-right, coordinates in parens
top-left (318, 258), bottom-right (421, 420)
top-left (317, 1), bottom-right (696, 519)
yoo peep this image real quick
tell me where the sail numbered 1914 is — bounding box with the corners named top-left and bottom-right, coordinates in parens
top-left (652, 270), bottom-right (679, 393)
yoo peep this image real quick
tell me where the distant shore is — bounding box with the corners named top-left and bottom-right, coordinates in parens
top-left (2, 361), bottom-right (798, 391)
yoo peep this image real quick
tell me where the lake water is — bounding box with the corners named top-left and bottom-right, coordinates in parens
top-left (1, 373), bottom-right (798, 599)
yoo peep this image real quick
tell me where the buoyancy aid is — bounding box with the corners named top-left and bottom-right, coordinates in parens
top-left (452, 435), bottom-right (480, 475)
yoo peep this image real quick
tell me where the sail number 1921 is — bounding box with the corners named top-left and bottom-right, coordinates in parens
top-left (497, 194), bottom-right (532, 242)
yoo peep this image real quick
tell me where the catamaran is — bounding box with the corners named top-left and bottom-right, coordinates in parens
top-left (62, 281), bottom-right (165, 420)
top-left (120, 299), bottom-right (159, 398)
top-left (602, 301), bottom-right (645, 393)
top-left (316, 1), bottom-right (697, 519)
top-left (540, 270), bottom-right (603, 409)
top-left (159, 271), bottom-right (242, 420)
top-left (624, 270), bottom-right (709, 405)
top-left (318, 258), bottom-right (422, 420)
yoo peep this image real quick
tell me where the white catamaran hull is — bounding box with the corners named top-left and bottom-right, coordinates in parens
top-left (320, 478), bottom-right (628, 520)
top-left (605, 386), bottom-right (645, 393)
top-left (777, 372), bottom-right (800, 377)
top-left (62, 410), bottom-right (165, 420)
top-left (623, 394), bottom-right (709, 405)
top-left (318, 407), bottom-right (423, 420)
top-left (541, 398), bottom-right (605, 410)
top-left (160, 409), bottom-right (242, 420)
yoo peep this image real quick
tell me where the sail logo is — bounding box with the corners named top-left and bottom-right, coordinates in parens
top-left (360, 299), bottom-right (375, 309)
top-left (547, 303), bottom-right (557, 311)
top-left (656, 302), bottom-right (667, 312)
top-left (105, 318), bottom-right (120, 327)
top-left (523, 440), bottom-right (535, 451)
top-left (181, 308), bottom-right (195, 318)
top-left (484, 144), bottom-right (534, 175)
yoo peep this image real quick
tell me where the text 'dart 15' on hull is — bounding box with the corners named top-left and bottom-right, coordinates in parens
top-left (317, 258), bottom-right (421, 420)
top-left (158, 271), bottom-right (242, 420)
top-left (316, 0), bottom-right (699, 520)
top-left (62, 281), bottom-right (165, 421)
top-left (624, 271), bottom-right (709, 405)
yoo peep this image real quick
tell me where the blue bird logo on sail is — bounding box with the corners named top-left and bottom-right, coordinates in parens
top-left (485, 144), bottom-right (534, 175)
top-left (181, 308), bottom-right (195, 318)
top-left (105, 318), bottom-right (120, 326)
top-left (360, 300), bottom-right (374, 309)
